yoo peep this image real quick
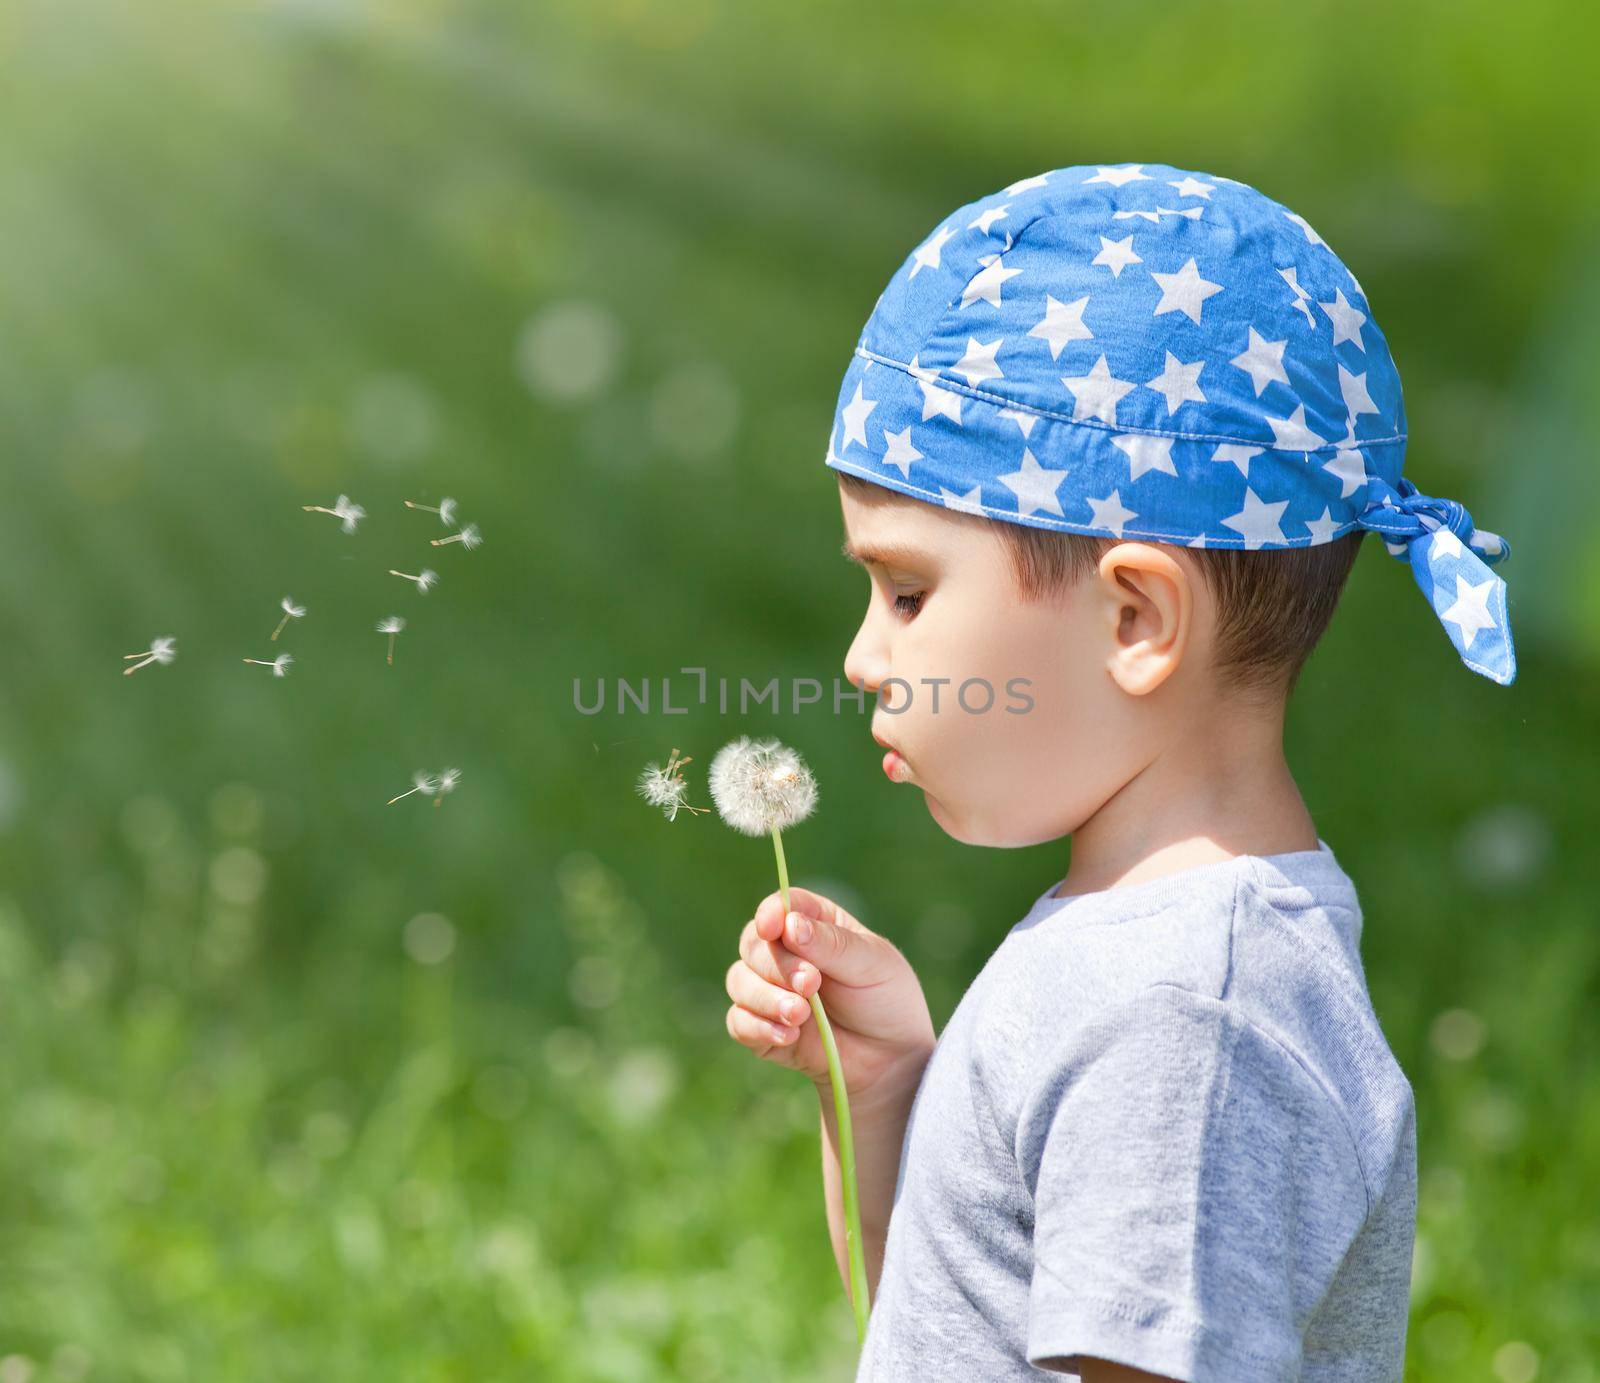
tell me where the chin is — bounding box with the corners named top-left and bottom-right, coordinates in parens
top-left (926, 792), bottom-right (1064, 849)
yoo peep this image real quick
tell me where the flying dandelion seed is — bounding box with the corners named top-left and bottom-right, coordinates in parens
top-left (376, 615), bottom-right (405, 665)
top-left (404, 497), bottom-right (458, 527)
top-left (243, 653), bottom-right (294, 677)
top-left (432, 766), bottom-right (461, 808)
top-left (635, 747), bottom-right (711, 821)
top-left (388, 771), bottom-right (440, 805)
top-left (389, 568), bottom-right (438, 593)
top-left (431, 523), bottom-right (482, 550)
top-left (303, 494), bottom-right (366, 534)
top-left (271, 597), bottom-right (308, 641)
top-left (123, 635), bottom-right (177, 676)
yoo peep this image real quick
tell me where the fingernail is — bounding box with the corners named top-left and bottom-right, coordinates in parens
top-left (769, 1022), bottom-right (789, 1042)
top-left (788, 913), bottom-right (812, 945)
top-left (783, 997), bottom-right (805, 1023)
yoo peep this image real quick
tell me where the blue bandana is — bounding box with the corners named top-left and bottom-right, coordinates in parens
top-left (824, 163), bottom-right (1516, 686)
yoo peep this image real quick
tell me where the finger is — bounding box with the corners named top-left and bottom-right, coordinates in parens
top-left (726, 1002), bottom-right (796, 1050)
top-left (726, 960), bottom-right (812, 1027)
top-left (754, 886), bottom-right (845, 937)
top-left (782, 906), bottom-right (878, 986)
top-left (737, 924), bottom-right (821, 997)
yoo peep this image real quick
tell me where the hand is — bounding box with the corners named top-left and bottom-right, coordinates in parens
top-left (725, 885), bottom-right (936, 1108)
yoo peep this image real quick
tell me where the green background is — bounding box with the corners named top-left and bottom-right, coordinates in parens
top-left (0, 0), bottom-right (1596, 1378)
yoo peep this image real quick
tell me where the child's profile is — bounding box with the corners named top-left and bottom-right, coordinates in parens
top-left (725, 162), bottom-right (1515, 1382)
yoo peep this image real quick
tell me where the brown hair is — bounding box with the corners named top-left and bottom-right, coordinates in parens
top-left (836, 470), bottom-right (1362, 703)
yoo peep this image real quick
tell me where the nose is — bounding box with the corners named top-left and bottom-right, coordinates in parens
top-left (843, 614), bottom-right (888, 698)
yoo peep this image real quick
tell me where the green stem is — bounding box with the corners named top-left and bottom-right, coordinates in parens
top-left (770, 824), bottom-right (871, 1345)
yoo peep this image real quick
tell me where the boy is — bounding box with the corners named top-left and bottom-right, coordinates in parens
top-left (724, 163), bottom-right (1516, 1380)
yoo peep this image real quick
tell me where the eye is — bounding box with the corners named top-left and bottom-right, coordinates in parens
top-left (891, 590), bottom-right (925, 619)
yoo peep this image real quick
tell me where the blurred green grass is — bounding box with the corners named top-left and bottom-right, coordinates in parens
top-left (0, 0), bottom-right (1597, 1378)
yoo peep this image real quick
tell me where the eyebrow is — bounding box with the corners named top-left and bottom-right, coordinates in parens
top-left (840, 538), bottom-right (932, 570)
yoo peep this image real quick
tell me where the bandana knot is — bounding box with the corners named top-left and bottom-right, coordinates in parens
top-left (1357, 476), bottom-right (1511, 566)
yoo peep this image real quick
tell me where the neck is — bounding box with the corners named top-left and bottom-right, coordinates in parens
top-left (1055, 704), bottom-right (1319, 899)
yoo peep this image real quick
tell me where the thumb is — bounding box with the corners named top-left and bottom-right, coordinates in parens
top-left (782, 901), bottom-right (883, 986)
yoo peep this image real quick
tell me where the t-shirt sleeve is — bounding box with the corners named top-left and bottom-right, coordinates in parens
top-left (1013, 984), bottom-right (1370, 1382)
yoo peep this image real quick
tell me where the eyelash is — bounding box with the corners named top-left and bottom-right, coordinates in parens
top-left (891, 591), bottom-right (925, 619)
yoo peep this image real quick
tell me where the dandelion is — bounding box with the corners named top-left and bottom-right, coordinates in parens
top-left (388, 771), bottom-right (440, 805)
top-left (123, 635), bottom-right (177, 676)
top-left (708, 736), bottom-right (819, 837)
top-left (242, 653), bottom-right (293, 677)
top-left (431, 766), bottom-right (461, 808)
top-left (377, 615), bottom-right (405, 665)
top-left (271, 597), bottom-right (307, 642)
top-left (389, 568), bottom-right (438, 594)
top-left (707, 736), bottom-right (866, 1340)
top-left (431, 523), bottom-right (482, 550)
top-left (302, 494), bottom-right (366, 534)
top-left (404, 497), bottom-right (458, 527)
top-left (635, 747), bottom-right (711, 822)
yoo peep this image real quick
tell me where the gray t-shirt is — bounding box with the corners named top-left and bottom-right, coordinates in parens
top-left (855, 838), bottom-right (1416, 1382)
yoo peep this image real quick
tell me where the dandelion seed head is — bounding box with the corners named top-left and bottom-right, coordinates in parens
top-left (435, 767), bottom-right (461, 795)
top-left (377, 616), bottom-right (406, 634)
top-left (457, 523), bottom-right (482, 550)
top-left (412, 771), bottom-right (440, 795)
top-left (708, 736), bottom-right (818, 836)
top-left (438, 497), bottom-right (458, 527)
top-left (149, 636), bottom-right (177, 664)
top-left (281, 597), bottom-right (307, 618)
top-left (272, 653), bottom-right (293, 677)
top-left (636, 761), bottom-right (691, 821)
top-left (416, 569), bottom-right (437, 593)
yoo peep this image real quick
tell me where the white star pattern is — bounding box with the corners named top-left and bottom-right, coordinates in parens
top-left (1304, 507), bottom-right (1340, 543)
top-left (880, 425), bottom-right (923, 479)
top-left (969, 204), bottom-right (1010, 235)
top-left (1112, 433), bottom-right (1178, 481)
top-left (1279, 266), bottom-right (1317, 328)
top-left (1113, 209), bottom-right (1161, 224)
top-left (1028, 295), bottom-right (1093, 359)
top-left (907, 356), bottom-right (962, 425)
top-left (1437, 573), bottom-right (1497, 649)
top-left (1143, 351), bottom-right (1207, 415)
top-left (1283, 211), bottom-right (1326, 247)
top-left (1220, 487), bottom-right (1290, 549)
top-left (1323, 449), bottom-right (1368, 498)
top-left (909, 224), bottom-right (957, 279)
top-left (1429, 527), bottom-right (1465, 561)
top-left (1150, 258), bottom-right (1224, 324)
top-left (1212, 443), bottom-right (1262, 478)
top-left (1169, 176), bottom-right (1214, 199)
top-left (952, 337), bottom-right (1005, 387)
top-left (1086, 489), bottom-right (1138, 538)
top-left (1264, 402), bottom-right (1326, 452)
top-left (1004, 173), bottom-right (1050, 194)
top-left (961, 252), bottom-right (1024, 310)
top-left (997, 407), bottom-right (1037, 438)
top-left (1092, 235), bottom-right (1142, 277)
top-left (940, 483), bottom-right (986, 515)
top-left (1060, 355), bottom-right (1136, 425)
top-left (1319, 288), bottom-right (1367, 349)
top-left (998, 448), bottom-right (1070, 517)
top-left (1231, 327), bottom-right (1290, 397)
top-left (840, 382), bottom-right (878, 450)
top-left (1083, 165), bottom-right (1150, 187)
top-left (1338, 365), bottom-right (1379, 435)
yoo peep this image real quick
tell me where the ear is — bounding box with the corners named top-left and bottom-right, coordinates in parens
top-left (1095, 543), bottom-right (1193, 695)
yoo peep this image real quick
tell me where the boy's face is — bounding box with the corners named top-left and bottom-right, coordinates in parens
top-left (838, 477), bottom-right (1209, 849)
